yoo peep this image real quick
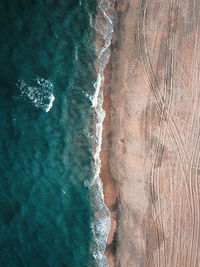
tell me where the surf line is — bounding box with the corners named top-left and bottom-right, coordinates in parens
top-left (90, 0), bottom-right (116, 266)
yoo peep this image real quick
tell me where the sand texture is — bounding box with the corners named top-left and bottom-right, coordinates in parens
top-left (101, 0), bottom-right (200, 266)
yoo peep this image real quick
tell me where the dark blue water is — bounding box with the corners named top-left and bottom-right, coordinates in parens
top-left (0, 1), bottom-right (98, 266)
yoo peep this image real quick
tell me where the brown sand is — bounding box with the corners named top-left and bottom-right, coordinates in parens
top-left (100, 0), bottom-right (200, 266)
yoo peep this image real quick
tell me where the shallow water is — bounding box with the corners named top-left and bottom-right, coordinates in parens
top-left (0, 1), bottom-right (98, 266)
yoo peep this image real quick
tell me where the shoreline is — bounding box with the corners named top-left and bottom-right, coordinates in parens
top-left (91, 0), bottom-right (117, 266)
top-left (100, 56), bottom-right (117, 267)
top-left (99, 1), bottom-right (119, 266)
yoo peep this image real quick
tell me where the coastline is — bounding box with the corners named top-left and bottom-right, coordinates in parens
top-left (99, 1), bottom-right (119, 266)
top-left (100, 57), bottom-right (117, 267)
top-left (91, 0), bottom-right (116, 266)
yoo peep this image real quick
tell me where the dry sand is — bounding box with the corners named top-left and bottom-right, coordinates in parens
top-left (100, 0), bottom-right (200, 266)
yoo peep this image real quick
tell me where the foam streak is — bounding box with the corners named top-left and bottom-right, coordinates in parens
top-left (90, 1), bottom-right (116, 266)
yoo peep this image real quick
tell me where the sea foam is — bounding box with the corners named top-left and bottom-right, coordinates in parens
top-left (90, 0), bottom-right (116, 266)
top-left (17, 77), bottom-right (55, 112)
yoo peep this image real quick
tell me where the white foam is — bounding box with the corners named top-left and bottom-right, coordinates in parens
top-left (92, 73), bottom-right (102, 108)
top-left (45, 93), bottom-right (55, 112)
top-left (75, 46), bottom-right (78, 61)
top-left (90, 1), bottom-right (117, 266)
top-left (17, 77), bottom-right (55, 112)
top-left (89, 14), bottom-right (93, 28)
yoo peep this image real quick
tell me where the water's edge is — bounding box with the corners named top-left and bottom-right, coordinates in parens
top-left (90, 0), bottom-right (116, 266)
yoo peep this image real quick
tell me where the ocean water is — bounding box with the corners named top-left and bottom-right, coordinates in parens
top-left (0, 0), bottom-right (98, 266)
top-left (0, 0), bottom-right (116, 266)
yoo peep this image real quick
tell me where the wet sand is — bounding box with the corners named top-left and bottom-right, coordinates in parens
top-left (100, 0), bottom-right (200, 266)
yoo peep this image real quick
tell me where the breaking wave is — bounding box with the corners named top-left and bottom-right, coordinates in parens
top-left (89, 0), bottom-right (116, 266)
top-left (17, 77), bottom-right (55, 112)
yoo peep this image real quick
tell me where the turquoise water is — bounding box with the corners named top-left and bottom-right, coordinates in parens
top-left (0, 1), bottom-right (98, 266)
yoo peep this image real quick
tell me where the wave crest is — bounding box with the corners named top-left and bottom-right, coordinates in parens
top-left (17, 77), bottom-right (55, 112)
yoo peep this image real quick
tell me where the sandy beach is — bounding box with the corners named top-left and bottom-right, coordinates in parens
top-left (101, 0), bottom-right (200, 266)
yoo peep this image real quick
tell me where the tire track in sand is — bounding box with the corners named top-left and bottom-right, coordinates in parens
top-left (138, 1), bottom-right (173, 265)
top-left (137, 0), bottom-right (195, 265)
top-left (143, 0), bottom-right (176, 265)
top-left (187, 2), bottom-right (200, 265)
